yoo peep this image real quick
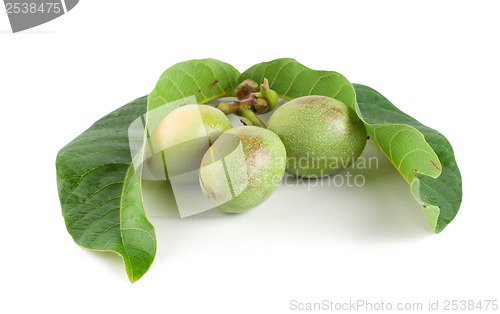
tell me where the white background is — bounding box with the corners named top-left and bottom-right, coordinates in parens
top-left (1, 1), bottom-right (499, 313)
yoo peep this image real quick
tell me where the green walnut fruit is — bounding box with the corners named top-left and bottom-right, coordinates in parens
top-left (199, 126), bottom-right (286, 213)
top-left (267, 95), bottom-right (367, 178)
top-left (146, 104), bottom-right (232, 182)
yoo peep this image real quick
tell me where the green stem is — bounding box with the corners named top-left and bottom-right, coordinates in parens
top-left (258, 78), bottom-right (278, 111)
top-left (212, 78), bottom-right (280, 128)
top-left (217, 102), bottom-right (239, 114)
top-left (238, 116), bottom-right (255, 126)
top-left (238, 105), bottom-right (266, 128)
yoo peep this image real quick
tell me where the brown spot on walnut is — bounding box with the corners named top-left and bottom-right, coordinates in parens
top-left (261, 189), bottom-right (270, 199)
top-left (297, 95), bottom-right (325, 105)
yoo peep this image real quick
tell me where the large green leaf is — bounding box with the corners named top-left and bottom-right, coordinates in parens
top-left (56, 96), bottom-right (156, 282)
top-left (240, 57), bottom-right (355, 105)
top-left (353, 84), bottom-right (462, 233)
top-left (56, 59), bottom-right (242, 282)
top-left (144, 59), bottom-right (241, 180)
top-left (148, 58), bottom-right (240, 111)
top-left (240, 58), bottom-right (461, 232)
